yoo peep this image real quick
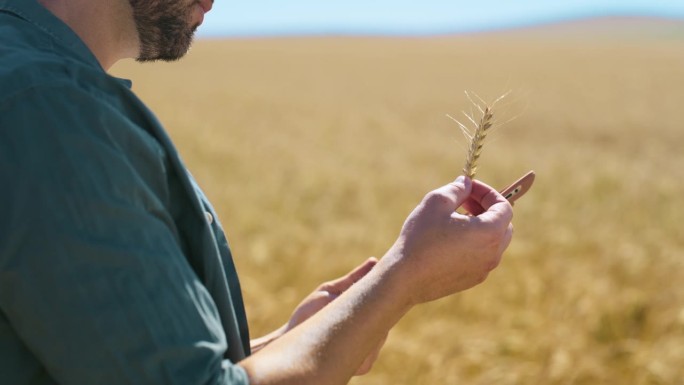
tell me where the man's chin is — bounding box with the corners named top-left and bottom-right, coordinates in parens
top-left (135, 52), bottom-right (187, 63)
top-left (135, 35), bottom-right (195, 63)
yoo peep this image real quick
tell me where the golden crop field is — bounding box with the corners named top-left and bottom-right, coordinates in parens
top-left (112, 18), bottom-right (684, 384)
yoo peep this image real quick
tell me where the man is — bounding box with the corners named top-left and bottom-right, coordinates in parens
top-left (0, 0), bottom-right (514, 383)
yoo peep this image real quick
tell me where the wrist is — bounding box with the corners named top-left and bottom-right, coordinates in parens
top-left (374, 242), bottom-right (418, 311)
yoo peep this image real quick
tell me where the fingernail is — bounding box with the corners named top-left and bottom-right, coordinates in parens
top-left (454, 176), bottom-right (465, 185)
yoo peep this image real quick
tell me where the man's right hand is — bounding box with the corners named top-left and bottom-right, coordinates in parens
top-left (381, 175), bottom-right (514, 305)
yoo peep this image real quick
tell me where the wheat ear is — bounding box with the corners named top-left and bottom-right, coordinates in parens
top-left (462, 104), bottom-right (493, 178)
top-left (447, 91), bottom-right (509, 179)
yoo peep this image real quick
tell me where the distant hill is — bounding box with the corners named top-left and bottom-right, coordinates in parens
top-left (473, 16), bottom-right (684, 41)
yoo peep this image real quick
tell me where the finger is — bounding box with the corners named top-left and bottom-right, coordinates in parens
top-left (302, 291), bottom-right (337, 312)
top-left (469, 179), bottom-right (506, 210)
top-left (468, 179), bottom-right (513, 227)
top-left (487, 223), bottom-right (513, 272)
top-left (497, 223), bottom-right (514, 257)
top-left (286, 290), bottom-right (336, 330)
top-left (461, 196), bottom-right (484, 216)
top-left (320, 257), bottom-right (378, 295)
top-left (423, 176), bottom-right (473, 214)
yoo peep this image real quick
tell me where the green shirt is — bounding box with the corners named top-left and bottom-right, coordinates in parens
top-left (0, 0), bottom-right (251, 383)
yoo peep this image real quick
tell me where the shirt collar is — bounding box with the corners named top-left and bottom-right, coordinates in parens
top-left (0, 0), bottom-right (104, 71)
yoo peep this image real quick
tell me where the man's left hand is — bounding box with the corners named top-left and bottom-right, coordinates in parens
top-left (251, 258), bottom-right (386, 375)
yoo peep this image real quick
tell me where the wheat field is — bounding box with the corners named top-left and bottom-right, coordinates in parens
top-left (112, 21), bottom-right (684, 384)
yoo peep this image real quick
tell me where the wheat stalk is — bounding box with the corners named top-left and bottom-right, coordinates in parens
top-left (447, 91), bottom-right (509, 179)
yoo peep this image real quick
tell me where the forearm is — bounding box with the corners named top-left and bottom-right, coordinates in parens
top-left (239, 254), bottom-right (412, 385)
top-left (239, 176), bottom-right (514, 384)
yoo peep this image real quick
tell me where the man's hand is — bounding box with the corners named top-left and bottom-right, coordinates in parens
top-left (241, 176), bottom-right (514, 384)
top-left (251, 258), bottom-right (386, 375)
top-left (287, 257), bottom-right (385, 376)
top-left (286, 258), bottom-right (377, 331)
top-left (383, 176), bottom-right (514, 305)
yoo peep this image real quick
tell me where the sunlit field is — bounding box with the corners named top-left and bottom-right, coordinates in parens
top-left (112, 18), bottom-right (684, 384)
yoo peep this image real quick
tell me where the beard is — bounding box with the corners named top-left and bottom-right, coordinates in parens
top-left (128, 0), bottom-right (199, 62)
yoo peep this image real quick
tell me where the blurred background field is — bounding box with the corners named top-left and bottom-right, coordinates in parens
top-left (112, 18), bottom-right (684, 384)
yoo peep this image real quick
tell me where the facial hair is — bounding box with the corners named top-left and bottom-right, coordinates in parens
top-left (128, 0), bottom-right (199, 62)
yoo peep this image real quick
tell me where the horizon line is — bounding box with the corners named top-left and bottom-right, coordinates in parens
top-left (197, 13), bottom-right (684, 39)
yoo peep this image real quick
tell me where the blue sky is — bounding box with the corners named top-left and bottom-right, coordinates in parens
top-left (198, 0), bottom-right (684, 37)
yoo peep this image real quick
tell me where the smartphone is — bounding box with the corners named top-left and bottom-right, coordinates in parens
top-left (499, 171), bottom-right (535, 204)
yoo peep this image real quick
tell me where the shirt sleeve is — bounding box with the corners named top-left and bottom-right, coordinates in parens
top-left (0, 85), bottom-right (249, 385)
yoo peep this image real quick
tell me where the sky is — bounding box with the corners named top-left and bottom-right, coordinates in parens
top-left (198, 0), bottom-right (684, 37)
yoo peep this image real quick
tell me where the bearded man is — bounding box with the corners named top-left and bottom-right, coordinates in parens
top-left (0, 0), bottom-right (514, 384)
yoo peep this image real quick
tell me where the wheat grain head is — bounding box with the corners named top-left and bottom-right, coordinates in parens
top-left (448, 91), bottom-right (509, 179)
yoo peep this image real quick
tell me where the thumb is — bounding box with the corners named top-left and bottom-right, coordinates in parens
top-left (321, 257), bottom-right (378, 295)
top-left (423, 176), bottom-right (472, 213)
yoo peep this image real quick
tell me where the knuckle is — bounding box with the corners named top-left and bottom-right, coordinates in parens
top-left (502, 203), bottom-right (514, 224)
top-left (317, 282), bottom-right (334, 292)
top-left (423, 190), bottom-right (451, 208)
top-left (475, 271), bottom-right (489, 285)
top-left (358, 364), bottom-right (372, 375)
top-left (485, 253), bottom-right (502, 271)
